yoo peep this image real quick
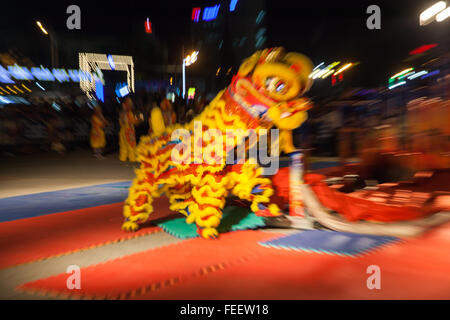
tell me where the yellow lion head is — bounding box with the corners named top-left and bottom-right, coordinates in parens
top-left (236, 47), bottom-right (313, 130)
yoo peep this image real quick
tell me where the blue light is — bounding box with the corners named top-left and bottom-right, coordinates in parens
top-left (68, 69), bottom-right (81, 82)
top-left (421, 69), bottom-right (440, 79)
top-left (0, 66), bottom-right (15, 84)
top-left (115, 83), bottom-right (129, 98)
top-left (0, 96), bottom-right (13, 104)
top-left (230, 0), bottom-right (238, 11)
top-left (52, 69), bottom-right (70, 82)
top-left (203, 4), bottom-right (220, 21)
top-left (95, 80), bottom-right (104, 102)
top-left (107, 54), bottom-right (116, 71)
top-left (31, 66), bottom-right (55, 81)
top-left (52, 102), bottom-right (61, 111)
top-left (7, 65), bottom-right (34, 80)
top-left (256, 10), bottom-right (265, 23)
top-left (35, 82), bottom-right (46, 91)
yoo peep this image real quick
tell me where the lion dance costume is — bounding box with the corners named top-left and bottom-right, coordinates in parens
top-left (122, 48), bottom-right (314, 238)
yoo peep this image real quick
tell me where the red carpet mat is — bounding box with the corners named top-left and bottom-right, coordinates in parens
top-left (137, 223), bottom-right (450, 300)
top-left (0, 197), bottom-right (173, 269)
top-left (18, 230), bottom-right (281, 299)
top-left (19, 224), bottom-right (450, 300)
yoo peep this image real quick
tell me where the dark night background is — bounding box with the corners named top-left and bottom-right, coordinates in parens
top-left (0, 0), bottom-right (448, 87)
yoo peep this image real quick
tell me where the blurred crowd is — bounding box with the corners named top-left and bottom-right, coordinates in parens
top-left (0, 90), bottom-right (210, 157)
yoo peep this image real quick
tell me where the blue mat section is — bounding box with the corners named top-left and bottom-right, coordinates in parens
top-left (0, 181), bottom-right (132, 223)
top-left (260, 230), bottom-right (399, 257)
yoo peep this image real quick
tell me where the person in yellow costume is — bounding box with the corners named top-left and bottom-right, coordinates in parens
top-left (90, 105), bottom-right (108, 159)
top-left (119, 97), bottom-right (139, 162)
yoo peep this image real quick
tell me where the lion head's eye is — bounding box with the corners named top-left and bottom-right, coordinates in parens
top-left (265, 77), bottom-right (286, 94)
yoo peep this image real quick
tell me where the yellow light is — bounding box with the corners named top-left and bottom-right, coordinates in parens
top-left (36, 21), bottom-right (48, 35)
top-left (22, 84), bottom-right (32, 92)
top-left (6, 86), bottom-right (17, 94)
top-left (321, 69), bottom-right (335, 79)
top-left (0, 87), bottom-right (9, 94)
top-left (170, 77), bottom-right (173, 85)
top-left (216, 67), bottom-right (221, 76)
top-left (334, 63), bottom-right (353, 75)
top-left (390, 67), bottom-right (414, 79)
top-left (14, 85), bottom-right (24, 94)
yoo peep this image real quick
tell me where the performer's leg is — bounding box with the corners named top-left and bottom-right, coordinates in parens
top-left (122, 176), bottom-right (158, 231)
top-left (119, 131), bottom-right (128, 162)
top-left (127, 143), bottom-right (137, 162)
top-left (228, 162), bottom-right (282, 216)
top-left (187, 174), bottom-right (228, 239)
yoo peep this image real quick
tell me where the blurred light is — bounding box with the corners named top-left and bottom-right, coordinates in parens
top-left (390, 67), bottom-right (414, 80)
top-left (185, 51), bottom-right (198, 67)
top-left (420, 1), bottom-right (447, 25)
top-left (203, 4), bottom-right (220, 21)
top-left (313, 62), bottom-right (324, 71)
top-left (36, 21), bottom-right (48, 35)
top-left (35, 82), bottom-right (46, 91)
top-left (192, 8), bottom-right (201, 22)
top-left (31, 66), bottom-right (55, 81)
top-left (52, 69), bottom-right (70, 82)
top-left (0, 65), bottom-right (15, 84)
top-left (216, 67), bottom-right (221, 76)
top-left (188, 87), bottom-right (195, 99)
top-left (119, 86), bottom-right (130, 97)
top-left (256, 10), bottom-right (265, 24)
top-left (399, 71), bottom-right (415, 79)
top-left (0, 96), bottom-right (13, 104)
top-left (8, 65), bottom-right (34, 80)
top-left (388, 81), bottom-right (406, 90)
top-left (321, 69), bottom-right (335, 79)
top-left (6, 86), bottom-right (17, 94)
top-left (421, 69), bottom-right (440, 79)
top-left (407, 70), bottom-right (428, 79)
top-left (21, 84), bottom-right (32, 92)
top-left (52, 102), bottom-right (61, 111)
top-left (309, 68), bottom-right (322, 79)
top-left (13, 85), bottom-right (24, 94)
top-left (230, 0), bottom-right (238, 12)
top-left (409, 43), bottom-right (438, 55)
top-left (68, 69), bottom-right (81, 82)
top-left (107, 54), bottom-right (116, 70)
top-left (0, 87), bottom-right (9, 94)
top-left (95, 79), bottom-right (104, 102)
top-left (311, 62), bottom-right (340, 79)
top-left (436, 6), bottom-right (450, 21)
top-left (334, 63), bottom-right (352, 75)
top-left (145, 18), bottom-right (152, 33)
top-left (170, 76), bottom-right (173, 85)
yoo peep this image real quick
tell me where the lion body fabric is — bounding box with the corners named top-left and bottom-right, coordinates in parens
top-left (122, 47), bottom-right (314, 238)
